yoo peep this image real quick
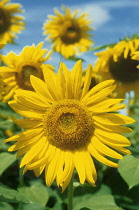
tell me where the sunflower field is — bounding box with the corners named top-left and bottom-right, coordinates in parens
top-left (0, 0), bottom-right (139, 210)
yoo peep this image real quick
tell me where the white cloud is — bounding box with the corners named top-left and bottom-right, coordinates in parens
top-left (96, 0), bottom-right (139, 8)
top-left (82, 5), bottom-right (111, 29)
top-left (70, 4), bottom-right (111, 29)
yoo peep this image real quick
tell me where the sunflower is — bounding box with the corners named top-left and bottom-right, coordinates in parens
top-left (0, 42), bottom-right (53, 102)
top-left (94, 37), bottom-right (139, 98)
top-left (0, 0), bottom-right (25, 44)
top-left (4, 60), bottom-right (134, 192)
top-left (43, 6), bottom-right (93, 59)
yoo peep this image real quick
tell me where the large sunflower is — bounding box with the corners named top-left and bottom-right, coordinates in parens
top-left (5, 60), bottom-right (134, 192)
top-left (0, 42), bottom-right (53, 102)
top-left (0, 0), bottom-right (25, 44)
top-left (43, 6), bottom-right (93, 59)
top-left (94, 37), bottom-right (139, 98)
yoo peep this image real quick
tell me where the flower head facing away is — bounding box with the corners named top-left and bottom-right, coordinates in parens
top-left (94, 37), bottom-right (139, 98)
top-left (0, 0), bottom-right (25, 43)
top-left (5, 60), bottom-right (135, 192)
top-left (43, 6), bottom-right (93, 58)
top-left (0, 42), bottom-right (53, 102)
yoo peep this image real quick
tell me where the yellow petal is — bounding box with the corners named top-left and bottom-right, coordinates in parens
top-left (30, 75), bottom-right (55, 103)
top-left (91, 136), bottom-right (123, 159)
top-left (93, 113), bottom-right (135, 125)
top-left (95, 132), bottom-right (131, 147)
top-left (14, 89), bottom-right (50, 110)
top-left (80, 64), bottom-right (92, 99)
top-left (12, 118), bottom-right (43, 129)
top-left (81, 80), bottom-right (115, 104)
top-left (73, 150), bottom-right (86, 184)
top-left (88, 143), bottom-right (118, 168)
top-left (5, 128), bottom-right (42, 143)
top-left (71, 60), bottom-right (82, 99)
top-left (45, 148), bottom-right (61, 186)
top-left (27, 143), bottom-right (56, 170)
top-left (20, 135), bottom-right (46, 167)
top-left (95, 123), bottom-right (132, 133)
top-left (58, 151), bottom-right (74, 192)
top-left (43, 65), bottom-right (62, 100)
top-left (9, 100), bottom-right (44, 120)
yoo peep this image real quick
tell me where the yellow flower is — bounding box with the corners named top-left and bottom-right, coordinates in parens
top-left (0, 42), bottom-right (53, 102)
top-left (94, 38), bottom-right (139, 98)
top-left (5, 61), bottom-right (134, 191)
top-left (0, 75), bottom-right (5, 95)
top-left (0, 0), bottom-right (25, 44)
top-left (43, 6), bottom-right (93, 59)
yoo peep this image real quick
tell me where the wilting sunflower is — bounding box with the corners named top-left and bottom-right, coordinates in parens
top-left (5, 60), bottom-right (134, 192)
top-left (0, 0), bottom-right (25, 44)
top-left (0, 42), bottom-right (53, 102)
top-left (94, 37), bottom-right (139, 98)
top-left (43, 6), bottom-right (93, 58)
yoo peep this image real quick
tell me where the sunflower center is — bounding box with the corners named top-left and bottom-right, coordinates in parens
top-left (0, 8), bottom-right (11, 34)
top-left (15, 62), bottom-right (43, 90)
top-left (44, 99), bottom-right (94, 150)
top-left (60, 20), bottom-right (81, 44)
top-left (109, 53), bottom-right (139, 82)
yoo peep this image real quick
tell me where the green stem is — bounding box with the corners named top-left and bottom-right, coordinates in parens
top-left (68, 175), bottom-right (74, 210)
top-left (18, 160), bottom-right (24, 210)
top-left (19, 166), bottom-right (24, 187)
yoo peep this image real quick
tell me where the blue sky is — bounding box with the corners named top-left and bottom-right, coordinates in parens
top-left (3, 0), bottom-right (139, 70)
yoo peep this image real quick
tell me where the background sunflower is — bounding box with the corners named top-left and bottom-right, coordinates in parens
top-left (0, 42), bottom-right (53, 102)
top-left (43, 6), bottom-right (93, 59)
top-left (0, 0), bottom-right (25, 43)
top-left (94, 37), bottom-right (139, 98)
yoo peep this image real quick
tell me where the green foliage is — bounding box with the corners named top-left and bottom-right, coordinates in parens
top-left (73, 185), bottom-right (123, 210)
top-left (67, 56), bottom-right (85, 62)
top-left (0, 183), bottom-right (29, 204)
top-left (0, 202), bottom-right (14, 210)
top-left (89, 42), bottom-right (117, 52)
top-left (121, 34), bottom-right (139, 41)
top-left (0, 153), bottom-right (16, 175)
top-left (73, 195), bottom-right (122, 210)
top-left (118, 155), bottom-right (139, 189)
top-left (18, 182), bottom-right (49, 207)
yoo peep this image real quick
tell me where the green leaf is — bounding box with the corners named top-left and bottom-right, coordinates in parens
top-left (89, 43), bottom-right (116, 52)
top-left (67, 56), bottom-right (85, 61)
top-left (0, 202), bottom-right (14, 210)
top-left (0, 152), bottom-right (16, 175)
top-left (73, 194), bottom-right (122, 210)
top-left (118, 155), bottom-right (139, 189)
top-left (18, 182), bottom-right (49, 207)
top-left (0, 139), bottom-right (9, 151)
top-left (73, 185), bottom-right (122, 210)
top-left (0, 183), bottom-right (29, 203)
top-left (21, 203), bottom-right (49, 210)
